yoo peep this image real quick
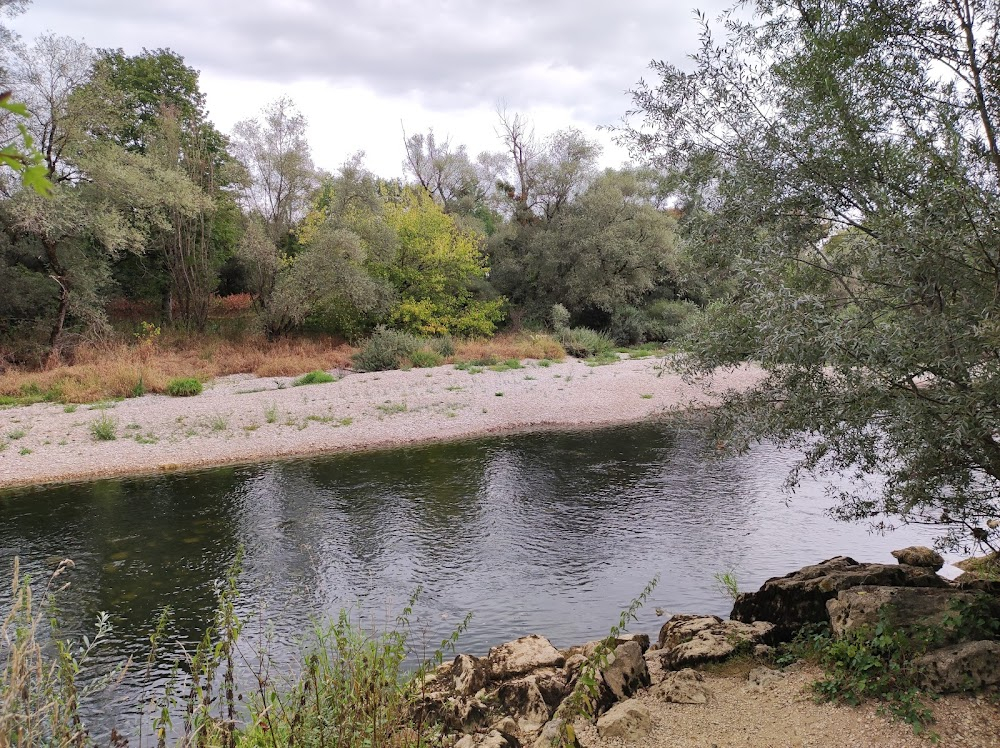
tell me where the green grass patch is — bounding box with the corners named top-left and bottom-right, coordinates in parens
top-left (293, 370), bottom-right (337, 386)
top-left (166, 377), bottom-right (203, 397)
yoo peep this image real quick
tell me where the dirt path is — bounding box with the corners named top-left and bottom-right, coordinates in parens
top-left (0, 357), bottom-right (763, 489)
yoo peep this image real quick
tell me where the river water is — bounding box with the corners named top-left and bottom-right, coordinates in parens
top-left (0, 419), bottom-right (951, 727)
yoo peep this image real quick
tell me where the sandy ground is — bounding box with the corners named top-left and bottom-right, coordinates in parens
top-left (0, 356), bottom-right (763, 489)
top-left (577, 663), bottom-right (1000, 748)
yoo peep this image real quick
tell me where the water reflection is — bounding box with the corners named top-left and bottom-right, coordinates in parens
top-left (0, 420), bottom-right (951, 728)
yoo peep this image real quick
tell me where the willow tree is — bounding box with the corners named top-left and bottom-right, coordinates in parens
top-left (624, 0), bottom-right (1000, 551)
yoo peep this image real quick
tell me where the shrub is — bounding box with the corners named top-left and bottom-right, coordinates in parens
top-left (550, 303), bottom-right (571, 330)
top-left (408, 349), bottom-right (444, 368)
top-left (166, 377), bottom-right (203, 397)
top-left (352, 327), bottom-right (423, 372)
top-left (429, 334), bottom-right (455, 357)
top-left (90, 413), bottom-right (117, 441)
top-left (556, 326), bottom-right (616, 358)
top-left (293, 370), bottom-right (337, 386)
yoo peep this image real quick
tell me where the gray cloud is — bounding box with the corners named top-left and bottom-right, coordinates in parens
top-left (12, 0), bottom-right (729, 127)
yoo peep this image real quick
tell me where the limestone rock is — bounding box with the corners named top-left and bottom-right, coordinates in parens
top-left (533, 719), bottom-right (581, 748)
top-left (454, 653), bottom-right (489, 696)
top-left (657, 615), bottom-right (775, 669)
top-left (455, 730), bottom-right (518, 748)
top-left (596, 700), bottom-right (652, 742)
top-left (489, 635), bottom-right (565, 680)
top-left (601, 641), bottom-right (650, 701)
top-left (492, 716), bottom-right (519, 736)
top-left (891, 546), bottom-right (945, 570)
top-left (826, 586), bottom-right (979, 638)
top-left (414, 693), bottom-right (488, 734)
top-left (915, 640), bottom-right (1000, 693)
top-left (651, 668), bottom-right (710, 704)
top-left (730, 555), bottom-right (948, 639)
top-left (496, 676), bottom-right (552, 734)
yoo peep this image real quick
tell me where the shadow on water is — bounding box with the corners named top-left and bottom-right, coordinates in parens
top-left (0, 419), bottom-right (950, 731)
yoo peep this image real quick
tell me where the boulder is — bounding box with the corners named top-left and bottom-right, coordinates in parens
top-left (492, 716), bottom-right (519, 736)
top-left (656, 615), bottom-right (775, 669)
top-left (826, 586), bottom-right (979, 637)
top-left (915, 640), bottom-right (1000, 693)
top-left (600, 641), bottom-right (650, 701)
top-left (730, 556), bottom-right (948, 639)
top-left (596, 700), bottom-right (652, 742)
top-left (651, 668), bottom-right (710, 704)
top-left (891, 546), bottom-right (944, 571)
top-left (953, 575), bottom-right (1000, 594)
top-left (454, 653), bottom-right (489, 696)
top-left (489, 635), bottom-right (565, 680)
top-left (414, 694), bottom-right (489, 734)
top-left (495, 676), bottom-right (552, 734)
top-left (455, 730), bottom-right (519, 748)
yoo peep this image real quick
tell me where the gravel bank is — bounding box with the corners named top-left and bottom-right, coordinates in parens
top-left (0, 357), bottom-right (763, 490)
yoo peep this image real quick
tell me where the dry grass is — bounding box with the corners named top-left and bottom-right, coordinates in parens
top-left (452, 332), bottom-right (565, 363)
top-left (0, 330), bottom-right (564, 406)
top-left (0, 333), bottom-right (356, 404)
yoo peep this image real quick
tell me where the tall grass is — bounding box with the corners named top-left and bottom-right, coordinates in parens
top-left (0, 557), bottom-right (469, 748)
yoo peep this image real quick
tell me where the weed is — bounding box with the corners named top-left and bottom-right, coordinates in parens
top-left (126, 423), bottom-right (141, 431)
top-left (265, 403), bottom-right (278, 424)
top-left (537, 359), bottom-right (553, 368)
top-left (712, 569), bottom-right (740, 600)
top-left (7, 428), bottom-right (26, 440)
top-left (131, 375), bottom-right (146, 398)
top-left (134, 433), bottom-right (159, 445)
top-left (352, 327), bottom-right (423, 372)
top-left (445, 385), bottom-right (464, 392)
top-left (0, 440), bottom-right (6, 453)
top-left (243, 423), bottom-right (260, 432)
top-left (306, 414), bottom-right (334, 423)
top-left (337, 417), bottom-right (354, 427)
top-left (293, 369), bottom-right (337, 386)
top-left (209, 415), bottom-right (229, 432)
top-left (63, 404), bottom-right (77, 413)
top-left (524, 375), bottom-right (536, 381)
top-left (376, 401), bottom-right (408, 415)
top-left (90, 413), bottom-right (117, 441)
top-left (640, 393), bottom-right (654, 399)
top-left (495, 392), bottom-right (504, 397)
top-left (18, 447), bottom-right (31, 456)
top-left (555, 325), bottom-right (615, 359)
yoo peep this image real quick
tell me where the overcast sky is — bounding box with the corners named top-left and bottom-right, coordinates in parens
top-left (10, 1), bottom-right (728, 177)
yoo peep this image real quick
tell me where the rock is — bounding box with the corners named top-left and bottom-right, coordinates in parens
top-left (891, 546), bottom-right (945, 570)
top-left (915, 640), bottom-right (1000, 693)
top-left (454, 653), bottom-right (489, 696)
top-left (492, 716), bottom-right (519, 736)
top-left (953, 552), bottom-right (1000, 574)
top-left (601, 641), bottom-right (650, 701)
top-left (651, 668), bottom-right (710, 704)
top-left (496, 676), bottom-right (552, 734)
top-left (596, 700), bottom-right (652, 742)
top-left (562, 653), bottom-right (586, 679)
top-left (748, 666), bottom-right (785, 692)
top-left (826, 586), bottom-right (980, 637)
top-left (953, 575), bottom-right (1000, 594)
top-left (455, 730), bottom-right (518, 748)
top-left (414, 693), bottom-right (489, 734)
top-left (657, 615), bottom-right (775, 669)
top-left (489, 635), bottom-right (565, 680)
top-left (730, 555), bottom-right (948, 639)
top-left (533, 719), bottom-right (580, 748)
top-left (618, 633), bottom-right (651, 653)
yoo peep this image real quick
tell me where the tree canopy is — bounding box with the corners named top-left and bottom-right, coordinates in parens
top-left (624, 0), bottom-right (1000, 551)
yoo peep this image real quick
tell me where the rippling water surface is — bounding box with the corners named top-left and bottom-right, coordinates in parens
top-left (0, 419), bottom-right (951, 729)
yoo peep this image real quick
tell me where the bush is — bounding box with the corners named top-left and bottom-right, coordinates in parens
top-left (556, 326), bottom-right (616, 358)
top-left (408, 349), bottom-right (444, 368)
top-left (550, 303), bottom-right (571, 330)
top-left (352, 327), bottom-right (423, 372)
top-left (166, 377), bottom-right (203, 397)
top-left (429, 334), bottom-right (455, 357)
top-left (608, 300), bottom-right (699, 345)
top-left (293, 370), bottom-right (337, 386)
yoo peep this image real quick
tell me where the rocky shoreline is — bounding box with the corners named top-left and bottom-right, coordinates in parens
top-left (427, 549), bottom-right (1000, 748)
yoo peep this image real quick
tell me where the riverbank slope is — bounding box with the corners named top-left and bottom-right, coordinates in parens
top-left (0, 357), bottom-right (763, 489)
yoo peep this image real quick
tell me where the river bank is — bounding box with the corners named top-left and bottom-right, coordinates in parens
top-left (0, 356), bottom-right (762, 489)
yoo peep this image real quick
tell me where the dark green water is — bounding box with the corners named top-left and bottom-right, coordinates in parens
top-left (0, 420), bottom-right (945, 730)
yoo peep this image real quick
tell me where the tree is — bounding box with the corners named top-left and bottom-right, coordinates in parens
top-left (403, 128), bottom-right (484, 217)
top-left (381, 188), bottom-right (505, 336)
top-left (624, 0), bottom-right (1000, 551)
top-left (231, 96), bottom-right (317, 247)
top-left (489, 168), bottom-right (680, 331)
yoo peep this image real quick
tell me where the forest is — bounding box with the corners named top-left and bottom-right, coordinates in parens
top-left (0, 25), bottom-right (701, 384)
